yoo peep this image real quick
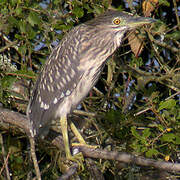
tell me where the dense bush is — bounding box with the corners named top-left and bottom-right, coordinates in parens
top-left (0, 0), bottom-right (179, 179)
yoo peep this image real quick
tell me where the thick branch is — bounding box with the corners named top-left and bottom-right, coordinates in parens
top-left (77, 146), bottom-right (180, 172)
top-left (0, 107), bottom-right (31, 136)
top-left (0, 107), bottom-right (180, 173)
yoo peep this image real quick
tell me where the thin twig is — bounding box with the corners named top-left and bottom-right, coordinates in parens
top-left (0, 134), bottom-right (11, 180)
top-left (29, 136), bottom-right (42, 180)
top-left (73, 109), bottom-right (96, 117)
top-left (0, 40), bottom-right (18, 53)
top-left (0, 32), bottom-right (19, 52)
top-left (151, 38), bottom-right (179, 53)
top-left (173, 0), bottom-right (180, 31)
top-left (5, 72), bottom-right (36, 79)
top-left (134, 91), bottom-right (180, 116)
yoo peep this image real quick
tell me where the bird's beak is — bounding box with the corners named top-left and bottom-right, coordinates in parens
top-left (127, 17), bottom-right (156, 28)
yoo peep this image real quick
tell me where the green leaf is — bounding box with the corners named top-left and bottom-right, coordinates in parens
top-left (131, 126), bottom-right (141, 140)
top-left (159, 0), bottom-right (170, 7)
top-left (166, 31), bottom-right (180, 40)
top-left (59, 24), bottom-right (72, 31)
top-left (117, 5), bottom-right (123, 11)
top-left (8, 16), bottom-right (18, 26)
top-left (83, 4), bottom-right (93, 13)
top-left (141, 146), bottom-right (148, 153)
top-left (130, 55), bottom-right (143, 67)
top-left (177, 111), bottom-right (180, 120)
top-left (72, 6), bottom-right (84, 18)
top-left (93, 5), bottom-right (104, 15)
top-left (1, 76), bottom-right (17, 89)
top-left (142, 128), bottom-right (151, 138)
top-left (146, 148), bottom-right (159, 158)
top-left (157, 125), bottom-right (164, 132)
top-left (158, 99), bottom-right (176, 111)
top-left (18, 45), bottom-right (27, 55)
top-left (28, 12), bottom-right (41, 26)
top-left (26, 24), bottom-right (36, 39)
top-left (15, 34), bottom-right (25, 40)
top-left (15, 7), bottom-right (22, 15)
top-left (11, 0), bottom-right (18, 6)
top-left (161, 133), bottom-right (175, 142)
top-left (18, 20), bottom-right (26, 33)
top-left (175, 135), bottom-right (180, 145)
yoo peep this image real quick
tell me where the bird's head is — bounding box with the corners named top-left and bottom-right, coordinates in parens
top-left (83, 9), bottom-right (156, 49)
top-left (86, 9), bottom-right (156, 32)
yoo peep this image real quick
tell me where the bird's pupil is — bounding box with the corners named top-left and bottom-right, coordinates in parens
top-left (113, 18), bottom-right (121, 24)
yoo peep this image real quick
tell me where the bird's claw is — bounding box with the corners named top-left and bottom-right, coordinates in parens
top-left (66, 152), bottom-right (85, 171)
top-left (72, 143), bottom-right (99, 149)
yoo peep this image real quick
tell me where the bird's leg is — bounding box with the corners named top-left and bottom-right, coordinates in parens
top-left (60, 116), bottom-right (84, 170)
top-left (69, 121), bottom-right (86, 145)
top-left (70, 121), bottom-right (99, 149)
top-left (60, 116), bottom-right (71, 159)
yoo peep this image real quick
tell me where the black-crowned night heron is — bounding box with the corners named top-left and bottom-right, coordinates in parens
top-left (27, 10), bottom-right (155, 160)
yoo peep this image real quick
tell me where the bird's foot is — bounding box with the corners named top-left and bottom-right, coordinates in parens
top-left (66, 152), bottom-right (85, 171)
top-left (72, 143), bottom-right (99, 149)
top-left (65, 143), bottom-right (99, 171)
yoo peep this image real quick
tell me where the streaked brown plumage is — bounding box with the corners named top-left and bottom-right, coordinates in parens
top-left (27, 9), bottom-right (155, 159)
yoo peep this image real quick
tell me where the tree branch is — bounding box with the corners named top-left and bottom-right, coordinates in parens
top-left (0, 107), bottom-right (180, 174)
top-left (76, 146), bottom-right (180, 172)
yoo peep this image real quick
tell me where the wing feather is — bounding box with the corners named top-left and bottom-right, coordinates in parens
top-left (27, 30), bottom-right (84, 136)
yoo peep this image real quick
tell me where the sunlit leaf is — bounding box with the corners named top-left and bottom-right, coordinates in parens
top-left (161, 133), bottom-right (176, 142)
top-left (159, 0), bottom-right (170, 6)
top-left (1, 76), bottom-right (17, 89)
top-left (166, 31), bottom-right (180, 40)
top-left (18, 20), bottom-right (26, 33)
top-left (8, 16), bottom-right (18, 26)
top-left (93, 5), bottom-right (104, 15)
top-left (131, 126), bottom-right (142, 139)
top-left (28, 12), bottom-right (41, 26)
top-left (175, 135), bottom-right (180, 144)
top-left (158, 99), bottom-right (176, 111)
top-left (143, 128), bottom-right (151, 138)
top-left (146, 148), bottom-right (159, 157)
top-left (15, 7), bottom-right (22, 15)
top-left (72, 6), bottom-right (84, 18)
top-left (18, 44), bottom-right (27, 55)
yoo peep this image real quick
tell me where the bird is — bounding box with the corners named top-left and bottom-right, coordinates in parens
top-left (27, 9), bottom-right (155, 161)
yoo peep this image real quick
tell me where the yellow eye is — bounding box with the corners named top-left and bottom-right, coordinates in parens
top-left (113, 18), bottom-right (121, 25)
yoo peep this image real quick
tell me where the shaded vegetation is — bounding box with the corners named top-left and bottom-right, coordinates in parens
top-left (0, 0), bottom-right (180, 179)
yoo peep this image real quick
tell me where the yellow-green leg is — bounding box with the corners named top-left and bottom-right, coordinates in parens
top-left (70, 121), bottom-right (99, 149)
top-left (60, 116), bottom-right (71, 159)
top-left (69, 121), bottom-right (86, 145)
top-left (60, 116), bottom-right (97, 171)
top-left (60, 116), bottom-right (84, 170)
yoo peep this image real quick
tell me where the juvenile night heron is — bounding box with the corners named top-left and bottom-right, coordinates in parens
top-left (27, 10), bottom-right (155, 160)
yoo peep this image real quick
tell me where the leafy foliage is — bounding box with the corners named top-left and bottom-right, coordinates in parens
top-left (0, 0), bottom-right (179, 179)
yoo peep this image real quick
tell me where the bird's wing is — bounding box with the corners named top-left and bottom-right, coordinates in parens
top-left (27, 41), bottom-right (83, 137)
